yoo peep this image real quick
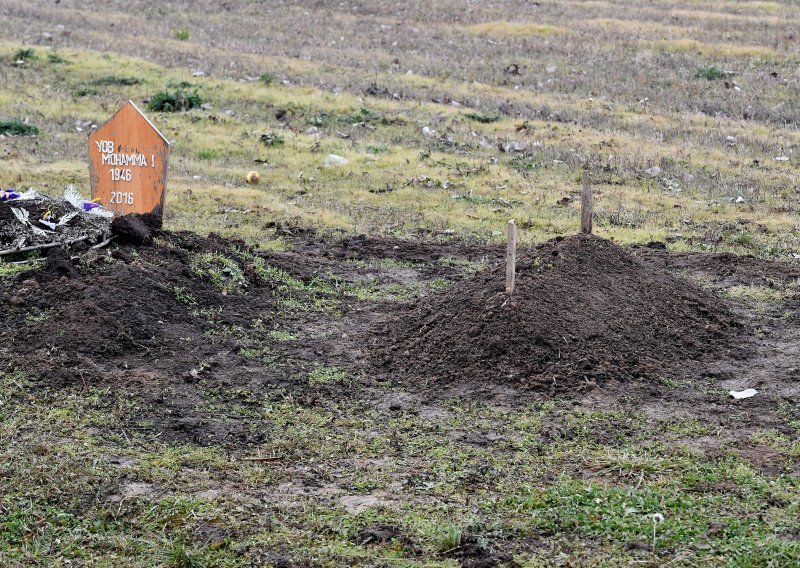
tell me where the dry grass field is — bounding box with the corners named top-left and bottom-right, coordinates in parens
top-left (1, 1), bottom-right (800, 566)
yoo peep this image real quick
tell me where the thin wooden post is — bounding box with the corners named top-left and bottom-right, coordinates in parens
top-left (581, 168), bottom-right (593, 234)
top-left (506, 219), bottom-right (517, 295)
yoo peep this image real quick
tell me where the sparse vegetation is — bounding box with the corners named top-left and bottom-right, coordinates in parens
top-left (694, 65), bottom-right (726, 80)
top-left (464, 111), bottom-right (501, 124)
top-left (196, 148), bottom-right (218, 160)
top-left (173, 285), bottom-right (198, 306)
top-left (2, 0), bottom-right (800, 563)
top-left (0, 260), bottom-right (41, 278)
top-left (259, 131), bottom-right (284, 146)
top-left (0, 119), bottom-right (39, 136)
top-left (723, 284), bottom-right (792, 306)
top-left (11, 48), bottom-right (37, 63)
top-left (93, 75), bottom-right (142, 86)
top-left (307, 365), bottom-right (348, 385)
top-left (190, 252), bottom-right (246, 292)
top-left (148, 83), bottom-right (203, 112)
top-left (46, 51), bottom-right (67, 64)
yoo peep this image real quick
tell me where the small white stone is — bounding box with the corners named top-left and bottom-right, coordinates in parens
top-left (323, 154), bottom-right (348, 167)
top-left (730, 388), bottom-right (757, 399)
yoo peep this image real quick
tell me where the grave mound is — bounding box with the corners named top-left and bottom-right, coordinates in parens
top-left (372, 234), bottom-right (744, 390)
top-left (0, 187), bottom-right (112, 254)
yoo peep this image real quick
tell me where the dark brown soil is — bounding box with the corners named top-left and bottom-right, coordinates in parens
top-left (0, 223), bottom-right (475, 446)
top-left (438, 533), bottom-right (514, 568)
top-left (371, 234), bottom-right (746, 391)
top-left (3, 225), bottom-right (796, 449)
top-left (0, 227), bottom-right (360, 446)
top-left (110, 214), bottom-right (157, 245)
top-left (632, 246), bottom-right (800, 288)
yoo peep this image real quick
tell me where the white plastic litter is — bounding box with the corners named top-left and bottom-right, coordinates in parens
top-left (323, 154), bottom-right (348, 167)
top-left (730, 389), bottom-right (758, 399)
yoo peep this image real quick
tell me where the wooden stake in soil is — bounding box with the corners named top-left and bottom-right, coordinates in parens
top-left (581, 168), bottom-right (593, 235)
top-left (506, 219), bottom-right (517, 295)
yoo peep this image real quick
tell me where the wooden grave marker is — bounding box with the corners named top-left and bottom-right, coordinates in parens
top-left (88, 100), bottom-right (170, 216)
top-left (506, 219), bottom-right (517, 295)
top-left (581, 168), bottom-right (593, 234)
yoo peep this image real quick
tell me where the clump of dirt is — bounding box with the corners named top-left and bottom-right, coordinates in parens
top-left (357, 524), bottom-right (410, 548)
top-left (371, 234), bottom-right (745, 391)
top-left (110, 213), bottom-right (159, 245)
top-left (445, 535), bottom-right (513, 568)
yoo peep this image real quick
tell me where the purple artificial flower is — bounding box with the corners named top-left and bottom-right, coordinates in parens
top-left (82, 201), bottom-right (101, 211)
top-left (0, 188), bottom-right (20, 201)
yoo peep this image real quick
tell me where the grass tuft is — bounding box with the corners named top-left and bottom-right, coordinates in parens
top-left (149, 83), bottom-right (203, 112)
top-left (94, 75), bottom-right (142, 86)
top-left (466, 21), bottom-right (565, 36)
top-left (694, 65), bottom-right (726, 80)
top-left (0, 119), bottom-right (39, 136)
top-left (11, 48), bottom-right (37, 63)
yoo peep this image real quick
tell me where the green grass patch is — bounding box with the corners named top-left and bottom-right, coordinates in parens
top-left (723, 284), bottom-right (790, 306)
top-left (259, 72), bottom-right (276, 85)
top-left (46, 51), bottom-right (67, 64)
top-left (0, 119), bottom-right (39, 136)
top-left (11, 48), bottom-right (37, 63)
top-left (196, 149), bottom-right (218, 160)
top-left (307, 366), bottom-right (348, 386)
top-left (189, 252), bottom-right (246, 292)
top-left (464, 111), bottom-right (501, 123)
top-left (694, 65), bottom-right (726, 80)
top-left (148, 83), bottom-right (203, 112)
top-left (93, 75), bottom-right (142, 86)
top-left (0, 260), bottom-right (41, 278)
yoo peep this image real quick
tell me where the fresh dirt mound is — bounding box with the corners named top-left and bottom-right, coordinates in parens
top-left (0, 222), bottom-right (494, 445)
top-left (371, 234), bottom-right (745, 391)
top-left (0, 227), bottom-right (353, 445)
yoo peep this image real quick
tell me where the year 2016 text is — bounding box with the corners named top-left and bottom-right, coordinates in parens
top-left (110, 191), bottom-right (134, 205)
